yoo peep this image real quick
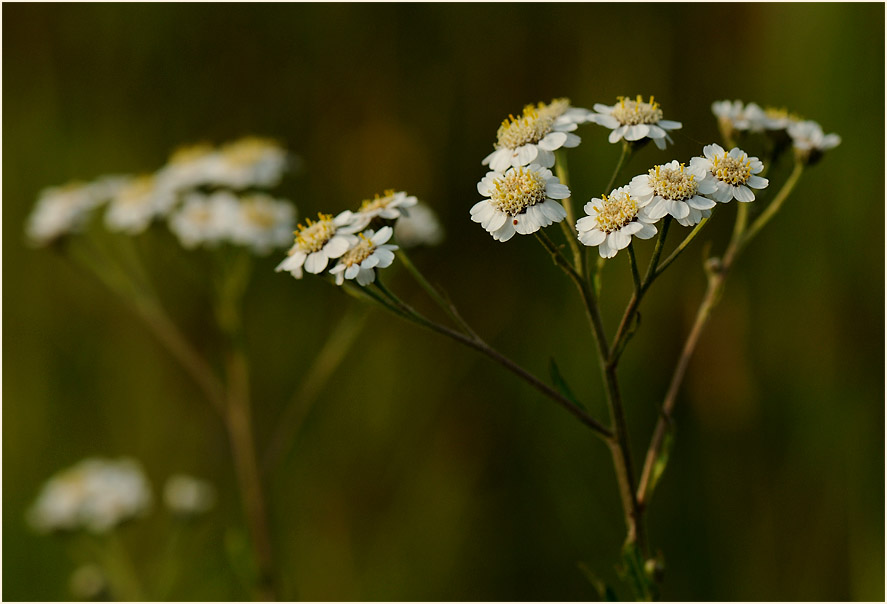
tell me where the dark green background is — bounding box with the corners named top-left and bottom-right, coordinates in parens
top-left (4, 3), bottom-right (884, 601)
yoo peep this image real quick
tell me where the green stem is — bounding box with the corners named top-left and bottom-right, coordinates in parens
top-left (554, 150), bottom-right (584, 273)
top-left (627, 243), bottom-right (641, 293)
top-left (396, 248), bottom-right (479, 339)
top-left (262, 307), bottom-right (369, 474)
top-left (99, 533), bottom-right (146, 602)
top-left (604, 141), bottom-right (632, 194)
top-left (654, 213), bottom-right (711, 278)
top-left (371, 279), bottom-right (613, 440)
top-left (739, 161), bottom-right (805, 253)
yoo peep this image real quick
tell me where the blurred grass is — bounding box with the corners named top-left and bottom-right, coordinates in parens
top-left (3, 3), bottom-right (884, 601)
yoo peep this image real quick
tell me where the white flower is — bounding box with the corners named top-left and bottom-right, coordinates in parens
top-left (212, 137), bottom-right (289, 190)
top-left (329, 226), bottom-right (398, 286)
top-left (394, 202), bottom-right (445, 248)
top-left (760, 106), bottom-right (801, 131)
top-left (591, 95), bottom-right (682, 150)
top-left (711, 100), bottom-right (769, 133)
top-left (690, 144), bottom-right (768, 203)
top-left (482, 98), bottom-right (587, 172)
top-left (28, 458), bottom-right (153, 534)
top-left (25, 177), bottom-right (126, 246)
top-left (229, 194), bottom-right (296, 255)
top-left (788, 120), bottom-right (841, 154)
top-left (155, 143), bottom-right (222, 192)
top-left (576, 186), bottom-right (659, 258)
top-left (471, 164), bottom-right (569, 242)
top-left (629, 160), bottom-right (717, 227)
top-left (275, 211), bottom-right (357, 278)
top-left (349, 189), bottom-right (418, 231)
top-left (168, 191), bottom-right (240, 249)
top-left (163, 474), bottom-right (215, 517)
top-left (104, 174), bottom-right (178, 234)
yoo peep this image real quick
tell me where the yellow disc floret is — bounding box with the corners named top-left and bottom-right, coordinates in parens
top-left (242, 196), bottom-right (278, 229)
top-left (293, 213), bottom-right (336, 254)
top-left (221, 137), bottom-right (280, 166)
top-left (611, 95), bottom-right (664, 126)
top-left (648, 163), bottom-right (698, 201)
top-left (489, 167), bottom-right (548, 216)
top-left (340, 233), bottom-right (376, 267)
top-left (593, 190), bottom-right (639, 233)
top-left (711, 152), bottom-right (752, 185)
top-left (359, 189), bottom-right (398, 212)
top-left (116, 175), bottom-right (155, 206)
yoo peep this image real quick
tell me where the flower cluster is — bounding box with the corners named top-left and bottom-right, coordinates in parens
top-left (27, 458), bottom-right (153, 534)
top-left (25, 137), bottom-right (296, 255)
top-left (590, 95), bottom-right (682, 150)
top-left (276, 189), bottom-right (443, 287)
top-left (28, 459), bottom-right (217, 534)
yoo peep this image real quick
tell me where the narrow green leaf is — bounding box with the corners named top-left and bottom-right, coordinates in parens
top-left (647, 429), bottom-right (675, 502)
top-left (619, 542), bottom-right (654, 601)
top-left (549, 357), bottom-right (584, 410)
top-left (577, 562), bottom-right (619, 601)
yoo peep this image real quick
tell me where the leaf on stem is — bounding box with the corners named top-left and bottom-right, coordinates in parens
top-left (618, 542), bottom-right (656, 602)
top-left (549, 358), bottom-right (584, 410)
top-left (646, 429), bottom-right (675, 504)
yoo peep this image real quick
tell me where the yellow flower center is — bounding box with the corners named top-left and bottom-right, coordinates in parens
top-left (293, 213), bottom-right (336, 254)
top-left (242, 197), bottom-right (278, 229)
top-left (711, 153), bottom-right (752, 185)
top-left (116, 176), bottom-right (155, 206)
top-left (489, 167), bottom-right (547, 216)
top-left (648, 163), bottom-right (698, 201)
top-left (592, 191), bottom-right (639, 233)
top-left (359, 189), bottom-right (398, 212)
top-left (221, 137), bottom-right (279, 166)
top-left (340, 234), bottom-right (376, 267)
top-left (611, 95), bottom-right (664, 126)
top-left (495, 108), bottom-right (555, 150)
top-left (169, 143), bottom-right (214, 165)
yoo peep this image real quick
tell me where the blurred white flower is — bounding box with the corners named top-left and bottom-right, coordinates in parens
top-left (710, 99), bottom-right (769, 134)
top-left (213, 137), bottom-right (289, 190)
top-left (788, 120), bottom-right (841, 157)
top-left (471, 164), bottom-right (568, 242)
top-left (329, 226), bottom-right (398, 286)
top-left (155, 143), bottom-right (222, 192)
top-left (394, 202), bottom-right (444, 248)
top-left (576, 186), bottom-right (659, 258)
top-left (28, 458), bottom-right (152, 534)
top-left (276, 211), bottom-right (357, 278)
top-left (629, 160), bottom-right (717, 227)
top-left (104, 174), bottom-right (178, 234)
top-left (26, 177), bottom-right (126, 246)
top-left (349, 189), bottom-right (418, 231)
top-left (691, 144), bottom-right (768, 203)
top-left (229, 193), bottom-right (296, 255)
top-left (591, 95), bottom-right (682, 149)
top-left (168, 191), bottom-right (239, 249)
top-left (163, 474), bottom-right (216, 517)
top-left (482, 98), bottom-right (587, 172)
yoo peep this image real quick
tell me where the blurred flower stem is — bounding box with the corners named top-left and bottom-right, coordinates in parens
top-left (636, 160), bottom-right (805, 507)
top-left (91, 532), bottom-right (145, 601)
top-left (262, 306), bottom-right (370, 474)
top-left (553, 150), bottom-right (583, 272)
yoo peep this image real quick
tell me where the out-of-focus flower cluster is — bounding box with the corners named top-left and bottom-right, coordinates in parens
top-left (275, 189), bottom-right (445, 287)
top-left (470, 95), bottom-right (838, 257)
top-left (25, 137), bottom-right (296, 254)
top-left (27, 458), bottom-right (215, 534)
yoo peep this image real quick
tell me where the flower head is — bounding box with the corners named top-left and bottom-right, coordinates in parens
top-left (690, 144), bottom-right (768, 203)
top-left (482, 98), bottom-right (587, 172)
top-left (214, 137), bottom-right (289, 189)
top-left (229, 194), bottom-right (296, 255)
top-left (629, 160), bottom-right (717, 227)
top-left (28, 458), bottom-right (152, 534)
top-left (576, 186), bottom-right (658, 258)
top-left (329, 226), bottom-right (398, 286)
top-left (163, 474), bottom-right (216, 517)
top-left (275, 211), bottom-right (356, 278)
top-left (591, 95), bottom-right (682, 149)
top-left (155, 143), bottom-right (221, 192)
top-left (349, 189), bottom-right (418, 231)
top-left (394, 202), bottom-right (444, 248)
top-left (788, 120), bottom-right (841, 164)
top-left (168, 191), bottom-right (240, 249)
top-left (26, 177), bottom-right (126, 246)
top-left (471, 164), bottom-right (569, 242)
top-left (104, 174), bottom-right (177, 234)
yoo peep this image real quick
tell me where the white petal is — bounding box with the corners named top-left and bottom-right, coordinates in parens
top-left (647, 125), bottom-right (666, 139)
top-left (657, 120), bottom-right (682, 130)
top-left (356, 268), bottom-right (376, 286)
top-left (513, 212), bottom-right (539, 235)
top-left (372, 226), bottom-right (393, 245)
top-left (653, 137), bottom-right (667, 150)
top-left (538, 131), bottom-right (568, 151)
top-left (635, 223), bottom-right (658, 239)
top-left (599, 237), bottom-right (617, 259)
top-left (593, 104), bottom-right (614, 113)
top-left (579, 228), bottom-right (606, 247)
top-left (747, 175), bottom-right (769, 189)
top-left (621, 222), bottom-right (643, 235)
top-left (562, 133), bottom-right (581, 148)
top-left (594, 114), bottom-right (620, 129)
top-left (471, 200), bottom-right (494, 223)
top-left (541, 199), bottom-right (567, 222)
top-left (534, 148), bottom-right (555, 168)
top-left (374, 248), bottom-right (395, 267)
top-left (666, 199), bottom-right (690, 219)
top-left (515, 145), bottom-right (538, 166)
top-left (486, 209), bottom-right (508, 232)
top-left (304, 250), bottom-right (329, 274)
top-left (545, 183), bottom-right (571, 200)
top-left (624, 124), bottom-right (650, 141)
top-left (324, 236), bottom-right (351, 258)
top-left (713, 181), bottom-right (734, 203)
top-left (609, 230), bottom-right (631, 250)
top-left (608, 127), bottom-right (626, 144)
top-left (703, 143), bottom-right (724, 160)
top-left (687, 195), bottom-right (716, 210)
top-left (734, 185), bottom-right (756, 202)
top-left (345, 264), bottom-right (360, 279)
top-left (491, 220), bottom-right (515, 242)
top-left (646, 197), bottom-right (668, 219)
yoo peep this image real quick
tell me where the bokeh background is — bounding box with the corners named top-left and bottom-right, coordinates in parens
top-left (4, 3), bottom-right (884, 601)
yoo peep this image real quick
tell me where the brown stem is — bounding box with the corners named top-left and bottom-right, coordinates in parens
top-left (225, 349), bottom-right (277, 601)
